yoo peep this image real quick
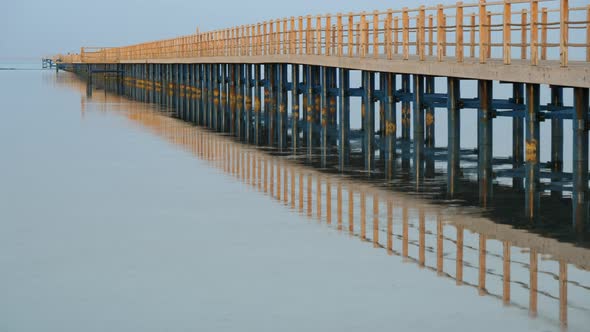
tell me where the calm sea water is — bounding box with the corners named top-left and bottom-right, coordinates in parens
top-left (0, 66), bottom-right (589, 331)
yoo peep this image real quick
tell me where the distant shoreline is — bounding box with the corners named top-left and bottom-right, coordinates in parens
top-left (0, 68), bottom-right (46, 71)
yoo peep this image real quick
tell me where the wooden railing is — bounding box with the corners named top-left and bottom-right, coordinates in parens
top-left (64, 0), bottom-right (589, 67)
top-left (53, 53), bottom-right (81, 64)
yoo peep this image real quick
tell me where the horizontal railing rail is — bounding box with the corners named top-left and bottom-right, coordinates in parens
top-left (58, 0), bottom-right (590, 68)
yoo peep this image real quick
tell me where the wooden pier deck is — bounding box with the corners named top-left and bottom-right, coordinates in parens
top-left (52, 0), bottom-right (590, 232)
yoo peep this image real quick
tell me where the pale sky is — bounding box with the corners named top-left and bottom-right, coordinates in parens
top-left (1, 0), bottom-right (453, 59)
top-left (1, 0), bottom-right (582, 60)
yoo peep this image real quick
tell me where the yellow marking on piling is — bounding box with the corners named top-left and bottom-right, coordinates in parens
top-left (526, 139), bottom-right (537, 163)
top-left (426, 113), bottom-right (434, 126)
top-left (385, 121), bottom-right (396, 136)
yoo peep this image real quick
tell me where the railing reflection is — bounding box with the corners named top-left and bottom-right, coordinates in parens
top-left (55, 72), bottom-right (590, 330)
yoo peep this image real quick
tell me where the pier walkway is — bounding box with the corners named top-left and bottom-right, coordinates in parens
top-left (53, 0), bottom-right (590, 230)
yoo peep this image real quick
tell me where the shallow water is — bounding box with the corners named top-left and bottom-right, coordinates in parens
top-left (0, 68), bottom-right (589, 331)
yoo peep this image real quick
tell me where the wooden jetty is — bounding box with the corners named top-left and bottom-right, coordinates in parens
top-left (52, 0), bottom-right (590, 230)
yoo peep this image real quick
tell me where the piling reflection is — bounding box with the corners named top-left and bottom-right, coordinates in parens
top-left (53, 71), bottom-right (590, 331)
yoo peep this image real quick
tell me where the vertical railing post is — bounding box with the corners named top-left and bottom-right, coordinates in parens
top-left (248, 25), bottom-right (252, 56)
top-left (337, 13), bottom-right (343, 57)
top-left (298, 16), bottom-right (304, 55)
top-left (316, 15), bottom-right (322, 55)
top-left (373, 10), bottom-right (379, 58)
top-left (332, 21), bottom-right (337, 55)
top-left (531, 0), bottom-right (539, 65)
top-left (265, 23), bottom-right (270, 56)
top-left (283, 18), bottom-right (288, 55)
top-left (457, 2), bottom-right (464, 62)
top-left (242, 26), bottom-right (247, 56)
top-left (361, 13), bottom-right (367, 57)
top-left (247, 26), bottom-right (252, 56)
top-left (521, 9), bottom-right (528, 60)
top-left (386, 10), bottom-right (393, 60)
top-left (479, 0), bottom-right (487, 63)
top-left (275, 20), bottom-right (281, 55)
top-left (429, 14), bottom-right (434, 56)
top-left (348, 13), bottom-right (354, 57)
top-left (306, 15), bottom-right (312, 55)
top-left (269, 20), bottom-right (275, 55)
top-left (470, 13), bottom-right (476, 58)
top-left (290, 17), bottom-right (296, 55)
top-left (437, 5), bottom-right (444, 61)
top-left (403, 8), bottom-right (409, 60)
top-left (560, 0), bottom-right (569, 67)
top-left (271, 22), bottom-right (276, 56)
top-left (326, 15), bottom-right (332, 56)
top-left (442, 14), bottom-right (448, 58)
top-left (258, 24), bottom-right (262, 56)
top-left (419, 6), bottom-right (426, 60)
top-left (541, 8), bottom-right (548, 60)
top-left (259, 21), bottom-right (268, 55)
top-left (261, 23), bottom-right (265, 56)
top-left (486, 11), bottom-right (491, 59)
top-left (394, 16), bottom-right (399, 55)
top-left (354, 23), bottom-right (360, 56)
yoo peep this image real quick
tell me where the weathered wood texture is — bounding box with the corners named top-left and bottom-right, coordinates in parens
top-left (55, 0), bottom-right (590, 87)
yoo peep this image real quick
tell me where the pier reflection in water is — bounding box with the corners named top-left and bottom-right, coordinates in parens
top-left (55, 72), bottom-right (590, 331)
